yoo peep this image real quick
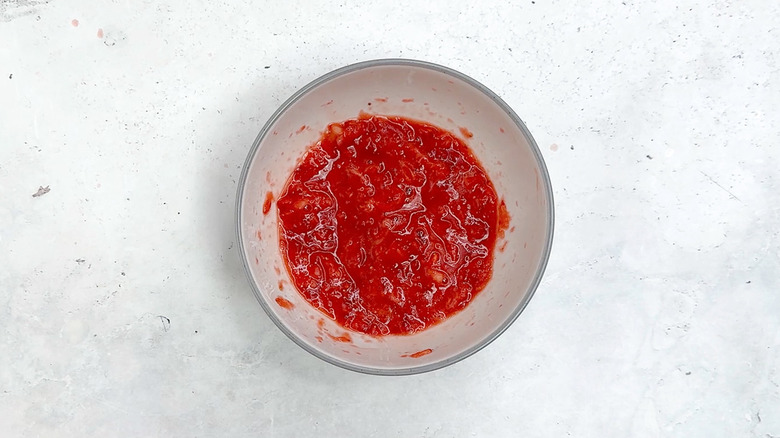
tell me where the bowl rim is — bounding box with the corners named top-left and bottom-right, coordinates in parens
top-left (235, 58), bottom-right (555, 376)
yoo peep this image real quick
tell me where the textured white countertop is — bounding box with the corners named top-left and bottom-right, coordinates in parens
top-left (1, 0), bottom-right (778, 436)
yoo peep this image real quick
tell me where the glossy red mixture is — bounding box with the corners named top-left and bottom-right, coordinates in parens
top-left (277, 115), bottom-right (506, 336)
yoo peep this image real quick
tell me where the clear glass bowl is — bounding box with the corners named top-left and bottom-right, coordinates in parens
top-left (235, 59), bottom-right (554, 375)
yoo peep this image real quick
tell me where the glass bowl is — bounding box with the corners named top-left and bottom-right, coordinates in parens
top-left (236, 59), bottom-right (554, 375)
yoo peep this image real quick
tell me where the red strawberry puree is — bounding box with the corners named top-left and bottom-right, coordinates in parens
top-left (276, 114), bottom-right (508, 336)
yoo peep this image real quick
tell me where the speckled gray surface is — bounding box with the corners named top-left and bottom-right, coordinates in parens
top-left (1, 0), bottom-right (779, 436)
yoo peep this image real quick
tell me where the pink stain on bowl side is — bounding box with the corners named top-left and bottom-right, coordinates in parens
top-left (550, 143), bottom-right (559, 151)
top-left (401, 98), bottom-right (414, 103)
top-left (535, 169), bottom-right (540, 191)
top-left (97, 28), bottom-right (104, 38)
top-left (71, 19), bottom-right (79, 27)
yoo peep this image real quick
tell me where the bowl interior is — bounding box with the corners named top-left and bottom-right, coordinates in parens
top-left (238, 60), bottom-right (553, 374)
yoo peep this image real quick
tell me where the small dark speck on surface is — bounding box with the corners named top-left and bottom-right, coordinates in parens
top-left (121, 272), bottom-right (125, 276)
top-left (570, 145), bottom-right (574, 150)
top-left (159, 315), bottom-right (171, 332)
top-left (76, 258), bottom-right (85, 263)
top-left (8, 73), bottom-right (12, 79)
top-left (646, 154), bottom-right (653, 160)
top-left (746, 280), bottom-right (751, 284)
top-left (685, 371), bottom-right (691, 375)
top-left (264, 66), bottom-right (270, 69)
top-left (32, 185), bottom-right (50, 197)
top-left (195, 330), bottom-right (198, 334)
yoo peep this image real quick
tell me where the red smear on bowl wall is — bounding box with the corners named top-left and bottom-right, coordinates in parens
top-left (402, 348), bottom-right (433, 358)
top-left (262, 191), bottom-right (274, 215)
top-left (459, 127), bottom-right (473, 139)
top-left (275, 296), bottom-right (294, 310)
top-left (498, 200), bottom-right (511, 239)
top-left (328, 332), bottom-right (352, 343)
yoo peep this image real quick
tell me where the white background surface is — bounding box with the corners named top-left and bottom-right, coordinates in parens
top-left (1, 0), bottom-right (778, 436)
